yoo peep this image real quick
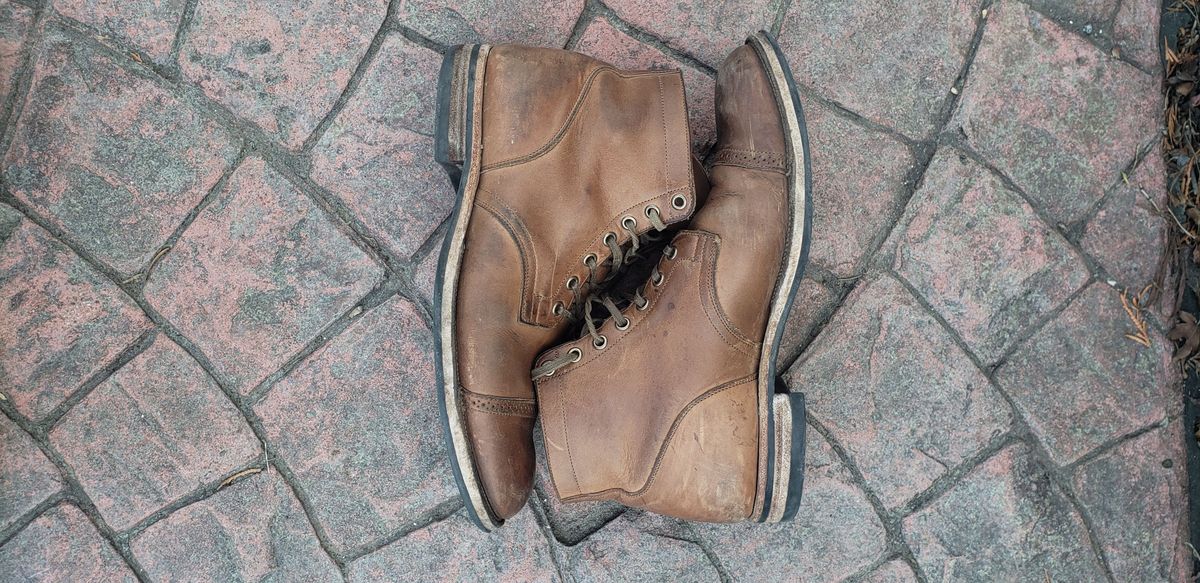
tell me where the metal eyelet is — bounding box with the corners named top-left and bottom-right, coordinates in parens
top-left (615, 317), bottom-right (631, 331)
top-left (664, 246), bottom-right (677, 260)
top-left (621, 216), bottom-right (637, 230)
top-left (592, 335), bottom-right (608, 350)
top-left (672, 194), bottom-right (688, 210)
top-left (567, 347), bottom-right (582, 363)
top-left (652, 271), bottom-right (664, 286)
top-left (644, 205), bottom-right (661, 219)
top-left (553, 302), bottom-right (565, 316)
top-left (636, 300), bottom-right (650, 311)
top-left (603, 232), bottom-right (618, 246)
top-left (583, 253), bottom-right (598, 268)
top-left (566, 276), bottom-right (579, 290)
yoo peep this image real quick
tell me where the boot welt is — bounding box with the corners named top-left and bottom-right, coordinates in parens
top-left (433, 43), bottom-right (501, 532)
top-left (746, 30), bottom-right (814, 524)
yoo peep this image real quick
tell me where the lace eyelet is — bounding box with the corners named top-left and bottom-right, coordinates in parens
top-left (644, 205), bottom-right (661, 219)
top-left (621, 216), bottom-right (637, 230)
top-left (603, 232), bottom-right (618, 246)
top-left (568, 347), bottom-right (582, 362)
top-left (592, 335), bottom-right (608, 350)
top-left (664, 245), bottom-right (677, 260)
top-left (615, 317), bottom-right (631, 331)
top-left (552, 302), bottom-right (565, 316)
top-left (636, 300), bottom-right (650, 311)
top-left (583, 253), bottom-right (598, 268)
top-left (566, 276), bottom-right (579, 290)
top-left (672, 194), bottom-right (688, 210)
top-left (652, 272), bottom-right (664, 286)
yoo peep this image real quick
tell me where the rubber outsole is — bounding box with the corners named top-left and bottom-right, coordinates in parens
top-left (745, 30), bottom-right (813, 524)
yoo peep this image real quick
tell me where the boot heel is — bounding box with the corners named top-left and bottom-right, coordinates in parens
top-left (762, 391), bottom-right (806, 523)
top-left (434, 44), bottom-right (477, 189)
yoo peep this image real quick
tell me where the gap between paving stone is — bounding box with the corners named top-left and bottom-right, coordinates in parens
top-left (0, 0), bottom-right (1175, 579)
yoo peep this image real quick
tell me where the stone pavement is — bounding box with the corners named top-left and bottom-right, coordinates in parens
top-left (0, 0), bottom-right (1189, 581)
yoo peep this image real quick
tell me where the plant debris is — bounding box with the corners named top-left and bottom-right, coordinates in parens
top-left (218, 467), bottom-right (263, 489)
top-left (1121, 284), bottom-right (1155, 347)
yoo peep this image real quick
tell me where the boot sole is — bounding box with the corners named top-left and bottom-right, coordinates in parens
top-left (746, 30), bottom-right (812, 524)
top-left (432, 43), bottom-right (501, 532)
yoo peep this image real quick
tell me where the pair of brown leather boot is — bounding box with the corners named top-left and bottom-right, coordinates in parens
top-left (432, 31), bottom-right (811, 531)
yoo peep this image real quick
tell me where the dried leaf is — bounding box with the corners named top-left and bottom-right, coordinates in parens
top-left (1168, 312), bottom-right (1200, 362)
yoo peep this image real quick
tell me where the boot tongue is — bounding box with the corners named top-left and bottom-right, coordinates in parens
top-left (712, 44), bottom-right (787, 158)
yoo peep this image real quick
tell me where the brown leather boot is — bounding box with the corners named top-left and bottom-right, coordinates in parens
top-left (432, 44), bottom-right (701, 531)
top-left (531, 31), bottom-right (811, 523)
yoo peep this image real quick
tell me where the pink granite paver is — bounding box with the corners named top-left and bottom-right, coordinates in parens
top-left (0, 205), bottom-right (152, 421)
top-left (0, 416), bottom-right (63, 532)
top-left (255, 295), bottom-right (455, 554)
top-left (786, 274), bottom-right (1012, 509)
top-left (50, 336), bottom-right (261, 531)
top-left (952, 0), bottom-right (1158, 224)
top-left (132, 472), bottom-right (340, 582)
top-left (0, 0), bottom-right (1182, 580)
top-left (5, 26), bottom-right (238, 274)
top-left (143, 157), bottom-right (382, 393)
top-left (310, 34), bottom-right (455, 260)
top-left (0, 1), bottom-right (33, 102)
top-left (181, 0), bottom-right (387, 149)
top-left (0, 504), bottom-right (135, 582)
top-left (55, 0), bottom-right (186, 62)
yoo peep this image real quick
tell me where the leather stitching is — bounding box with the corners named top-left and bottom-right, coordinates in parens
top-left (694, 233), bottom-right (758, 356)
top-left (482, 68), bottom-right (669, 171)
top-left (702, 233), bottom-right (759, 347)
top-left (475, 192), bottom-right (545, 327)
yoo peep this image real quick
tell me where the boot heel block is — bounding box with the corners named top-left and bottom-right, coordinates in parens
top-left (434, 44), bottom-right (477, 188)
top-left (761, 390), bottom-right (806, 523)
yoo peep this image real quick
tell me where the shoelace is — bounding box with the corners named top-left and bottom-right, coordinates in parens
top-left (532, 242), bottom-right (676, 380)
top-left (562, 207), bottom-right (669, 322)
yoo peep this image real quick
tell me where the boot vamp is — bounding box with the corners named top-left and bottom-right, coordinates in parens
top-left (535, 232), bottom-right (761, 521)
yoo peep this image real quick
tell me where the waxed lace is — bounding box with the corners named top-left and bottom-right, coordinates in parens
top-left (533, 242), bottom-right (675, 380)
top-left (562, 206), bottom-right (669, 321)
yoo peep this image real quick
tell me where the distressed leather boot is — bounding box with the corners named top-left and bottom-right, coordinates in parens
top-left (432, 44), bottom-right (702, 530)
top-left (532, 31), bottom-right (811, 523)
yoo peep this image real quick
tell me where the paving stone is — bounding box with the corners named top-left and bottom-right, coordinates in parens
top-left (1024, 0), bottom-right (1117, 29)
top-left (951, 0), bottom-right (1158, 224)
top-left (396, 0), bottom-right (582, 48)
top-left (574, 17), bottom-right (717, 153)
top-left (143, 157), bottom-right (381, 393)
top-left (532, 426), bottom-right (624, 545)
top-left (903, 443), bottom-right (1107, 581)
top-left (786, 274), bottom-right (1011, 509)
top-left (0, 206), bottom-right (151, 421)
top-left (132, 471), bottom-right (340, 582)
top-left (50, 336), bottom-right (260, 531)
top-left (55, 0), bottom-right (186, 61)
top-left (0, 415), bottom-right (63, 532)
top-left (777, 278), bottom-right (836, 369)
top-left (0, 504), bottom-right (135, 582)
top-left (1114, 0), bottom-right (1160, 69)
top-left (694, 427), bottom-right (888, 581)
top-left (180, 0), bottom-right (387, 149)
top-left (779, 0), bottom-right (979, 139)
top-left (4, 27), bottom-right (239, 274)
top-left (0, 1), bottom-right (33, 102)
top-left (861, 559), bottom-right (918, 583)
top-left (1071, 422), bottom-right (1190, 582)
top-left (346, 507), bottom-right (559, 582)
top-left (885, 149), bottom-right (1090, 364)
top-left (995, 283), bottom-right (1174, 464)
top-left (1082, 148), bottom-right (1167, 289)
top-left (567, 512), bottom-right (718, 582)
top-left (605, 0), bottom-right (776, 67)
top-left (311, 35), bottom-right (454, 261)
top-left (256, 295), bottom-right (454, 554)
top-left (413, 246), bottom-right (440, 311)
top-left (805, 101), bottom-right (916, 277)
